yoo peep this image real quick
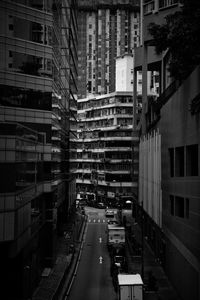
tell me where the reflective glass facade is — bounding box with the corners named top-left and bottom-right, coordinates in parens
top-left (0, 0), bottom-right (77, 298)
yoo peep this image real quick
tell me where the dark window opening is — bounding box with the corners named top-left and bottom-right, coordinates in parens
top-left (186, 144), bottom-right (198, 176)
top-left (175, 146), bottom-right (184, 177)
top-left (9, 24), bottom-right (13, 30)
top-left (175, 196), bottom-right (184, 218)
top-left (169, 148), bottom-right (174, 177)
top-left (185, 198), bottom-right (189, 218)
top-left (170, 195), bottom-right (174, 215)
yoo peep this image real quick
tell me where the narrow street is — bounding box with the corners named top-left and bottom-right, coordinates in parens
top-left (66, 207), bottom-right (117, 300)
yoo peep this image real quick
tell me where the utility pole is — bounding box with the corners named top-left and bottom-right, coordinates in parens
top-left (131, 48), bottom-right (138, 219)
top-left (141, 202), bottom-right (144, 280)
top-left (132, 49), bottom-right (136, 131)
top-left (140, 0), bottom-right (145, 282)
top-left (95, 164), bottom-right (98, 203)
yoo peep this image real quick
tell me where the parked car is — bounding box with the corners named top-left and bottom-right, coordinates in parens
top-left (97, 202), bottom-right (106, 209)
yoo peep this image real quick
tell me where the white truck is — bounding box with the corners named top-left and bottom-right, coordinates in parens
top-left (118, 274), bottom-right (143, 300)
top-left (107, 224), bottom-right (125, 246)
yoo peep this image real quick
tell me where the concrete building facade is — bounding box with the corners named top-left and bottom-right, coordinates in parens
top-left (75, 92), bottom-right (139, 206)
top-left (77, 0), bottom-right (140, 98)
top-left (136, 1), bottom-right (200, 300)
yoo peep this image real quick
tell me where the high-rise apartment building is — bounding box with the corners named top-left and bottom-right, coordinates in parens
top-left (77, 0), bottom-right (140, 98)
top-left (0, 0), bottom-right (77, 298)
top-left (75, 52), bottom-right (158, 208)
top-left (75, 91), bottom-right (139, 206)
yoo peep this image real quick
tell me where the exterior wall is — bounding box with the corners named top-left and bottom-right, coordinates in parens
top-left (0, 0), bottom-right (77, 298)
top-left (76, 92), bottom-right (139, 205)
top-left (77, 1), bottom-right (140, 98)
top-left (0, 0), bottom-right (53, 251)
top-left (116, 55), bottom-right (134, 92)
top-left (137, 2), bottom-right (199, 300)
top-left (160, 66), bottom-right (200, 300)
top-left (143, 0), bottom-right (182, 43)
top-left (115, 55), bottom-right (159, 96)
top-left (139, 131), bottom-right (162, 226)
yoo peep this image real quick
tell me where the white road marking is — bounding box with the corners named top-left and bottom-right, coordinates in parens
top-left (99, 256), bottom-right (103, 264)
top-left (99, 237), bottom-right (102, 243)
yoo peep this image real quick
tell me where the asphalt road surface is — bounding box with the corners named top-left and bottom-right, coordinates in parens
top-left (67, 207), bottom-right (117, 300)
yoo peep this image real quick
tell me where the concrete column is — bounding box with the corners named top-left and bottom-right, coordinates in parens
top-left (142, 43), bottom-right (148, 135)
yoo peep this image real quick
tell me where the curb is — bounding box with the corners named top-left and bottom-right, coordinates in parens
top-left (53, 214), bottom-right (88, 300)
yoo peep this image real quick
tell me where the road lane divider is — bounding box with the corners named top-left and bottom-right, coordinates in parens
top-left (99, 256), bottom-right (103, 264)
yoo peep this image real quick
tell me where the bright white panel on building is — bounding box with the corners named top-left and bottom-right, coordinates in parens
top-left (116, 54), bottom-right (133, 92)
top-left (139, 130), bottom-right (162, 226)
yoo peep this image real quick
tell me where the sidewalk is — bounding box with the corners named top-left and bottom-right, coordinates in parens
top-left (123, 211), bottom-right (181, 300)
top-left (32, 210), bottom-right (87, 300)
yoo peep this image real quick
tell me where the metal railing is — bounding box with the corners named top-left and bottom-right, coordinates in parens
top-left (143, 0), bottom-right (155, 15)
top-left (143, 0), bottom-right (180, 15)
top-left (159, 0), bottom-right (179, 9)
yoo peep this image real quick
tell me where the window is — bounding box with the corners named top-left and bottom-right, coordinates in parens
top-left (185, 198), bottom-right (189, 218)
top-left (9, 24), bottom-right (13, 30)
top-left (175, 196), bottom-right (184, 218)
top-left (169, 144), bottom-right (198, 177)
top-left (175, 146), bottom-right (184, 176)
top-left (169, 148), bottom-right (174, 177)
top-left (170, 195), bottom-right (174, 215)
top-left (186, 144), bottom-right (198, 176)
top-left (170, 195), bottom-right (189, 218)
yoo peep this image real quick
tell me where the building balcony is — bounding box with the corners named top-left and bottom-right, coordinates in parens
top-left (105, 170), bottom-right (131, 174)
top-left (104, 147), bottom-right (132, 152)
top-left (107, 158), bottom-right (132, 163)
top-left (52, 136), bottom-right (61, 141)
top-left (101, 136), bottom-right (133, 142)
top-left (106, 181), bottom-right (137, 188)
top-left (52, 146), bottom-right (61, 153)
top-left (76, 178), bottom-right (91, 185)
top-left (76, 169), bottom-right (91, 174)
